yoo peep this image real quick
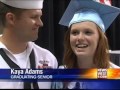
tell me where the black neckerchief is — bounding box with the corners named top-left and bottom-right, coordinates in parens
top-left (0, 48), bottom-right (39, 89)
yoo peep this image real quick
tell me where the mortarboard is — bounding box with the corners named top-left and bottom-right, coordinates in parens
top-left (59, 0), bottom-right (120, 32)
top-left (0, 0), bottom-right (43, 9)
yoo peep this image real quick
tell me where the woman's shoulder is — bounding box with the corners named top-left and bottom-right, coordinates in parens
top-left (59, 65), bottom-right (66, 69)
top-left (109, 62), bottom-right (120, 68)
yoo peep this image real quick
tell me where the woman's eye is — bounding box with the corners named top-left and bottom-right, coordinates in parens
top-left (71, 31), bottom-right (79, 35)
top-left (85, 31), bottom-right (93, 35)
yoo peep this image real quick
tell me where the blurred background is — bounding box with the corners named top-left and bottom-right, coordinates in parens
top-left (34, 0), bottom-right (120, 66)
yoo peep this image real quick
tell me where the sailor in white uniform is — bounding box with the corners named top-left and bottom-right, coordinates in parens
top-left (0, 0), bottom-right (58, 89)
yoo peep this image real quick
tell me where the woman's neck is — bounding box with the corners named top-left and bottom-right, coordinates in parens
top-left (77, 56), bottom-right (95, 68)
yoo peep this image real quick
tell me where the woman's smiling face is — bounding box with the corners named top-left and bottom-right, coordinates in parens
top-left (70, 21), bottom-right (99, 58)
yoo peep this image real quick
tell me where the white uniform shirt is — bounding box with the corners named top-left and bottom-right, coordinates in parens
top-left (0, 41), bottom-right (58, 89)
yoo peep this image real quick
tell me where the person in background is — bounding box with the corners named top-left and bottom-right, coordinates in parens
top-left (0, 0), bottom-right (58, 89)
top-left (52, 0), bottom-right (120, 89)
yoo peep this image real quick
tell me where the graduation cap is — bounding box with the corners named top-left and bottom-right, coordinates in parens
top-left (59, 0), bottom-right (120, 32)
top-left (0, 0), bottom-right (43, 9)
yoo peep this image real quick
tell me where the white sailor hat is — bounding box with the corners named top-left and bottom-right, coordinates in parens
top-left (0, 0), bottom-right (44, 9)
